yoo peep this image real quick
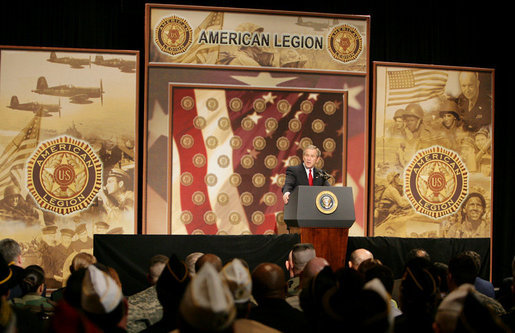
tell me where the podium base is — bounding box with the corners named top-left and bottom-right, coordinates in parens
top-left (299, 227), bottom-right (349, 270)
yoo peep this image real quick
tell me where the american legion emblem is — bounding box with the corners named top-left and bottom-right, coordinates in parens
top-left (404, 146), bottom-right (468, 219)
top-left (26, 136), bottom-right (102, 215)
top-left (327, 24), bottom-right (363, 63)
top-left (154, 15), bottom-right (193, 56)
top-left (316, 190), bottom-right (339, 215)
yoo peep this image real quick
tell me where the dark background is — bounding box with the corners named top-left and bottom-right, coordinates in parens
top-left (1, 1), bottom-right (512, 285)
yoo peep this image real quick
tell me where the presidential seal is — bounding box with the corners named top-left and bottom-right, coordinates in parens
top-left (154, 15), bottom-right (193, 56)
top-left (315, 190), bottom-right (338, 215)
top-left (404, 146), bottom-right (468, 219)
top-left (327, 24), bottom-right (363, 63)
top-left (26, 136), bottom-right (102, 215)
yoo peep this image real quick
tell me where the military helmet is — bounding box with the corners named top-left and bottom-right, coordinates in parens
top-left (439, 100), bottom-right (460, 120)
top-left (393, 109), bottom-right (405, 120)
top-left (403, 103), bottom-right (424, 119)
top-left (3, 185), bottom-right (21, 199)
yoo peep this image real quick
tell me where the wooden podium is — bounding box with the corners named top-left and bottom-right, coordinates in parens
top-left (283, 185), bottom-right (355, 269)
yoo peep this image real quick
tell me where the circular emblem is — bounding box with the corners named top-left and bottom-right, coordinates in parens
top-left (312, 119), bottom-right (326, 133)
top-left (252, 173), bottom-right (266, 187)
top-left (327, 24), bottom-right (363, 63)
top-left (229, 98), bottom-right (243, 112)
top-left (288, 156), bottom-right (302, 167)
top-left (300, 100), bottom-right (314, 114)
top-left (276, 137), bottom-right (290, 151)
top-left (240, 192), bottom-right (253, 206)
top-left (204, 173), bottom-right (217, 187)
top-left (217, 155), bottom-right (230, 168)
top-left (192, 191), bottom-right (205, 205)
top-left (228, 211), bottom-right (241, 225)
top-left (154, 15), bottom-right (193, 56)
top-left (253, 136), bottom-right (266, 151)
top-left (315, 158), bottom-right (324, 170)
top-left (205, 136), bottom-right (218, 149)
top-left (206, 98), bottom-right (219, 112)
top-left (299, 137), bottom-right (313, 151)
top-left (181, 96), bottom-right (195, 110)
top-left (263, 192), bottom-right (277, 206)
top-left (265, 118), bottom-right (278, 133)
top-left (203, 211), bottom-right (217, 225)
top-left (323, 138), bottom-right (336, 152)
top-left (405, 146), bottom-right (468, 219)
top-left (264, 155), bottom-right (278, 169)
top-left (217, 193), bottom-right (229, 206)
top-left (277, 174), bottom-right (286, 187)
top-left (191, 229), bottom-right (205, 235)
top-left (288, 118), bottom-right (302, 132)
top-left (251, 211), bottom-right (265, 225)
top-left (180, 211), bottom-right (193, 224)
top-left (180, 172), bottom-right (194, 186)
top-left (253, 98), bottom-right (266, 113)
top-left (276, 211), bottom-right (285, 225)
top-left (241, 155), bottom-right (255, 169)
top-left (218, 117), bottom-right (230, 130)
top-left (241, 117), bottom-right (255, 131)
top-left (230, 173), bottom-right (242, 187)
top-left (180, 134), bottom-right (194, 149)
top-left (192, 153), bottom-right (206, 168)
top-left (323, 101), bottom-right (338, 115)
top-left (230, 136), bottom-right (243, 150)
top-left (26, 136), bottom-right (102, 215)
top-left (277, 99), bottom-right (291, 114)
top-left (316, 191), bottom-right (339, 215)
top-left (193, 116), bottom-right (206, 130)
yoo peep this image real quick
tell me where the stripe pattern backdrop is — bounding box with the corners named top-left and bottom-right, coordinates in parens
top-left (169, 86), bottom-right (345, 235)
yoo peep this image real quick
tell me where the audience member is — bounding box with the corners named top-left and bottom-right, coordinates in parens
top-left (348, 248), bottom-right (374, 271)
top-left (11, 265), bottom-right (55, 317)
top-left (392, 247), bottom-right (431, 305)
top-left (220, 258), bottom-right (253, 318)
top-left (184, 252), bottom-right (204, 277)
top-left (285, 243), bottom-right (316, 298)
top-left (127, 254), bottom-right (167, 332)
top-left (286, 256), bottom-right (329, 312)
top-left (0, 255), bottom-right (16, 332)
top-left (52, 252), bottom-right (97, 303)
top-left (500, 256), bottom-right (515, 331)
top-left (432, 262), bottom-right (450, 299)
top-left (249, 262), bottom-right (309, 332)
top-left (462, 250), bottom-right (495, 298)
top-left (195, 253), bottom-right (223, 273)
top-left (0, 238), bottom-right (24, 299)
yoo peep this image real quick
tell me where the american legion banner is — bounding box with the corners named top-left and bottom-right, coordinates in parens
top-left (0, 46), bottom-right (138, 287)
top-left (144, 4), bottom-right (370, 235)
top-left (371, 62), bottom-right (494, 238)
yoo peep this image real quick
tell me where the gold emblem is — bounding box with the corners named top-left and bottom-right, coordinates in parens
top-left (252, 173), bottom-right (266, 187)
top-left (405, 146), bottom-right (468, 219)
top-left (264, 155), bottom-right (278, 169)
top-left (230, 136), bottom-right (243, 150)
top-left (193, 116), bottom-right (206, 130)
top-left (327, 24), bottom-right (363, 63)
top-left (26, 136), bottom-right (102, 215)
top-left (180, 211), bottom-right (193, 224)
top-left (180, 172), bottom-right (194, 186)
top-left (263, 192), bottom-right (277, 206)
top-left (204, 173), bottom-right (217, 187)
top-left (203, 211), bottom-right (217, 225)
top-left (230, 173), bottom-right (242, 187)
top-left (323, 101), bottom-right (338, 115)
top-left (312, 119), bottom-right (326, 133)
top-left (323, 138), bottom-right (336, 152)
top-left (229, 211), bottom-right (241, 225)
top-left (205, 136), bottom-right (218, 149)
top-left (192, 191), bottom-right (205, 205)
top-left (277, 99), bottom-right (291, 114)
top-left (253, 136), bottom-right (266, 151)
top-left (206, 97), bottom-right (219, 112)
top-left (217, 193), bottom-right (229, 206)
top-left (218, 117), bottom-right (230, 130)
top-left (154, 15), bottom-right (193, 56)
top-left (240, 192), bottom-right (253, 206)
top-left (299, 137), bottom-right (313, 151)
top-left (277, 174), bottom-right (286, 187)
top-left (180, 134), bottom-right (194, 149)
top-left (241, 155), bottom-right (255, 169)
top-left (276, 137), bottom-right (290, 151)
top-left (217, 155), bottom-right (230, 168)
top-left (300, 100), bottom-right (314, 114)
top-left (315, 190), bottom-right (338, 214)
top-left (288, 118), bottom-right (302, 132)
top-left (191, 229), bottom-right (205, 235)
top-left (251, 211), bottom-right (265, 225)
top-left (181, 96), bottom-right (195, 110)
top-left (315, 158), bottom-right (324, 170)
top-left (229, 97), bottom-right (243, 112)
top-left (192, 153), bottom-right (206, 168)
top-left (288, 156), bottom-right (302, 167)
top-left (253, 98), bottom-right (266, 113)
top-left (241, 117), bottom-right (255, 131)
top-left (276, 211), bottom-right (285, 225)
top-left (265, 118), bottom-right (278, 133)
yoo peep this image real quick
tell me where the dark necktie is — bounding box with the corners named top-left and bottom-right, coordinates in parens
top-left (309, 169), bottom-right (313, 186)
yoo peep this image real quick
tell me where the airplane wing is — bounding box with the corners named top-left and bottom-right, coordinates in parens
top-left (69, 94), bottom-right (93, 104)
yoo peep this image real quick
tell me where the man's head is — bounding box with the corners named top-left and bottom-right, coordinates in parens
top-left (148, 254), bottom-right (168, 285)
top-left (76, 224), bottom-right (89, 242)
top-left (41, 225), bottom-right (58, 246)
top-left (252, 262), bottom-right (286, 302)
top-left (60, 228), bottom-right (75, 248)
top-left (302, 145), bottom-right (321, 169)
top-left (348, 248), bottom-right (374, 271)
top-left (474, 129), bottom-right (489, 150)
top-left (406, 248), bottom-right (431, 262)
top-left (447, 253), bottom-right (477, 290)
top-left (0, 238), bottom-right (22, 266)
top-left (195, 253), bottom-right (223, 273)
top-left (439, 100), bottom-right (460, 129)
top-left (286, 243), bottom-right (316, 278)
top-left (459, 71), bottom-right (480, 102)
top-left (461, 192), bottom-right (486, 223)
top-left (2, 185), bottom-right (21, 208)
top-left (300, 257), bottom-right (330, 289)
top-left (403, 103), bottom-right (424, 132)
top-left (105, 168), bottom-right (130, 195)
top-left (185, 252), bottom-right (204, 276)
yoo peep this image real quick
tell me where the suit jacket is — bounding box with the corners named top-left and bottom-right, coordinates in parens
top-left (282, 164), bottom-right (330, 194)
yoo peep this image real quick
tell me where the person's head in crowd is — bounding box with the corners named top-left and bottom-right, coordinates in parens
top-left (0, 238), bottom-right (22, 266)
top-left (19, 265), bottom-right (45, 296)
top-left (0, 255), bottom-right (12, 296)
top-left (147, 254), bottom-right (168, 285)
top-left (81, 264), bottom-right (127, 331)
top-left (360, 261), bottom-right (394, 296)
top-left (0, 256), bottom-right (13, 331)
top-left (48, 299), bottom-right (102, 333)
top-left (299, 265), bottom-right (337, 326)
top-left (63, 268), bottom-right (88, 309)
top-left (348, 248), bottom-right (374, 271)
top-left (285, 243), bottom-right (316, 278)
top-left (300, 257), bottom-right (330, 289)
top-left (195, 253), bottom-right (223, 273)
top-left (433, 261), bottom-right (450, 297)
top-left (406, 247), bottom-right (431, 262)
top-left (70, 252), bottom-right (97, 274)
top-left (220, 258), bottom-right (252, 318)
top-left (251, 262), bottom-right (286, 303)
top-left (399, 257), bottom-right (438, 317)
top-left (178, 262), bottom-right (236, 333)
top-left (447, 252), bottom-right (477, 291)
top-left (185, 252), bottom-right (204, 277)
top-left (357, 258), bottom-right (383, 276)
top-left (461, 250), bottom-right (482, 277)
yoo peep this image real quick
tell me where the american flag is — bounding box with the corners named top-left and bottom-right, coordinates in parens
top-left (169, 86), bottom-right (345, 235)
top-left (0, 115), bottom-right (41, 198)
top-left (386, 69), bottom-right (448, 106)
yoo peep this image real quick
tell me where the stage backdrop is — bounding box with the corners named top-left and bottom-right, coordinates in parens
top-left (143, 4), bottom-right (370, 235)
top-left (370, 62), bottom-right (494, 239)
top-left (0, 46), bottom-right (138, 288)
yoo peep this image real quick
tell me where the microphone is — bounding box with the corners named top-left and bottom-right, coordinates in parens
top-left (317, 169), bottom-right (331, 180)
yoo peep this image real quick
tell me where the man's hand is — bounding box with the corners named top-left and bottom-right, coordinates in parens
top-left (283, 192), bottom-right (290, 204)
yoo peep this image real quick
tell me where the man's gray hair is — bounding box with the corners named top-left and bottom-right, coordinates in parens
top-left (303, 145), bottom-right (321, 158)
top-left (0, 238), bottom-right (21, 263)
top-left (291, 243), bottom-right (316, 275)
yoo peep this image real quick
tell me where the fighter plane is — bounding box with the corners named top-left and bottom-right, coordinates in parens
top-left (295, 17), bottom-right (339, 31)
top-left (93, 55), bottom-right (136, 73)
top-left (6, 95), bottom-right (61, 117)
top-left (47, 51), bottom-right (91, 69)
top-left (32, 76), bottom-right (104, 105)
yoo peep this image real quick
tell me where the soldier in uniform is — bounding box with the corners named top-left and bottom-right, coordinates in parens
top-left (39, 225), bottom-right (61, 289)
top-left (98, 168), bottom-right (134, 232)
top-left (71, 223), bottom-right (92, 252)
top-left (444, 192), bottom-right (489, 238)
top-left (0, 185), bottom-right (40, 223)
top-left (457, 72), bottom-right (492, 132)
top-left (436, 100), bottom-right (466, 151)
top-left (474, 128), bottom-right (492, 176)
top-left (402, 103), bottom-right (434, 150)
top-left (388, 108), bottom-right (407, 139)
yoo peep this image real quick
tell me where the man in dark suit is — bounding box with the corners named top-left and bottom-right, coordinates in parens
top-left (282, 145), bottom-right (330, 205)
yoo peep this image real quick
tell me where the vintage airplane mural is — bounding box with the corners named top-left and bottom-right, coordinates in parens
top-left (47, 51), bottom-right (91, 69)
top-left (93, 55), bottom-right (136, 73)
top-left (295, 17), bottom-right (339, 31)
top-left (32, 76), bottom-right (104, 105)
top-left (7, 95), bottom-right (62, 117)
